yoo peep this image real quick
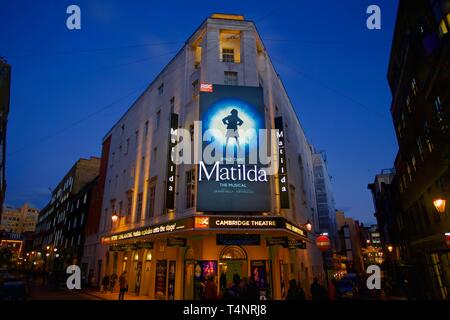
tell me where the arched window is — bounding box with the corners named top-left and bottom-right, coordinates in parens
top-left (220, 246), bottom-right (247, 260)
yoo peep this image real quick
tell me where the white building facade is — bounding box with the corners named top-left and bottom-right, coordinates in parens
top-left (87, 14), bottom-right (324, 300)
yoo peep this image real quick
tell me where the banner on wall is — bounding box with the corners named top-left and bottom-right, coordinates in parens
top-left (251, 260), bottom-right (269, 300)
top-left (155, 260), bottom-right (168, 299)
top-left (165, 113), bottom-right (179, 210)
top-left (167, 261), bottom-right (176, 300)
top-left (197, 85), bottom-right (270, 213)
top-left (274, 116), bottom-right (290, 208)
top-left (194, 260), bottom-right (218, 300)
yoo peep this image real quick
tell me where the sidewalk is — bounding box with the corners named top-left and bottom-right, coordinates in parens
top-left (81, 289), bottom-right (153, 301)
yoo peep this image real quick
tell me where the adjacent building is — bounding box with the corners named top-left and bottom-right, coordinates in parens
top-left (335, 210), bottom-right (365, 277)
top-left (384, 0), bottom-right (450, 299)
top-left (312, 150), bottom-right (337, 277)
top-left (0, 203), bottom-right (39, 234)
top-left (0, 203), bottom-right (39, 263)
top-left (0, 58), bottom-right (11, 221)
top-left (32, 157), bottom-right (100, 275)
top-left (88, 14), bottom-right (325, 300)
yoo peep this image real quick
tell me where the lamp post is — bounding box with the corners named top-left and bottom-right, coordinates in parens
top-left (433, 198), bottom-right (447, 214)
top-left (317, 233), bottom-right (331, 292)
top-left (305, 220), bottom-right (313, 232)
top-left (111, 212), bottom-right (119, 223)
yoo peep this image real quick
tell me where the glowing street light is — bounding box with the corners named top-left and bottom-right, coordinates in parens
top-left (53, 248), bottom-right (58, 252)
top-left (433, 198), bottom-right (446, 214)
top-left (305, 220), bottom-right (313, 232)
top-left (387, 245), bottom-right (394, 253)
top-left (111, 212), bottom-right (119, 222)
top-left (46, 246), bottom-right (50, 251)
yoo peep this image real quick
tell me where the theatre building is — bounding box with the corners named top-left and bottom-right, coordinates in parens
top-left (93, 14), bottom-right (324, 300)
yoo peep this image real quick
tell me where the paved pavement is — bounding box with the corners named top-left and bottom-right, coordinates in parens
top-left (80, 289), bottom-right (153, 300)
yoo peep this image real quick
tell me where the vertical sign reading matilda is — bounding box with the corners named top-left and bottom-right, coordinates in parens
top-left (166, 113), bottom-right (178, 210)
top-left (275, 117), bottom-right (290, 208)
top-left (197, 85), bottom-right (270, 212)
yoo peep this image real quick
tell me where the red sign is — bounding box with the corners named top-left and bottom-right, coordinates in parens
top-left (316, 235), bottom-right (331, 252)
top-left (194, 216), bottom-right (209, 229)
top-left (200, 83), bottom-right (213, 92)
top-left (445, 233), bottom-right (450, 249)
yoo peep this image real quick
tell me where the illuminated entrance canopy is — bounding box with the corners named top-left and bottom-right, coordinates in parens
top-left (101, 215), bottom-right (307, 244)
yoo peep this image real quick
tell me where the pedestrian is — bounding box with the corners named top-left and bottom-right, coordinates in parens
top-left (310, 277), bottom-right (327, 300)
top-left (118, 271), bottom-right (128, 300)
top-left (220, 272), bottom-right (227, 295)
top-left (110, 273), bottom-right (117, 293)
top-left (204, 275), bottom-right (218, 300)
top-left (247, 276), bottom-right (260, 300)
top-left (286, 279), bottom-right (299, 300)
top-left (238, 278), bottom-right (249, 300)
top-left (297, 281), bottom-right (306, 300)
top-left (102, 274), bottom-right (110, 293)
top-left (328, 280), bottom-right (336, 300)
top-left (224, 274), bottom-right (241, 300)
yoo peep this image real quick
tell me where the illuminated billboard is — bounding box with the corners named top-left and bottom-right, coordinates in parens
top-left (197, 85), bottom-right (270, 213)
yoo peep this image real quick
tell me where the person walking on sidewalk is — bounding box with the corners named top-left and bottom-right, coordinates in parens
top-left (102, 274), bottom-right (110, 293)
top-left (118, 271), bottom-right (128, 300)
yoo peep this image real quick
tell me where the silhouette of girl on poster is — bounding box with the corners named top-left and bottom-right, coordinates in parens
top-left (222, 109), bottom-right (243, 147)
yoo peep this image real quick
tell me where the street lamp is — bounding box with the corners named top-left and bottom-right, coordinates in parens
top-left (46, 246), bottom-right (50, 251)
top-left (305, 220), bottom-right (313, 232)
top-left (433, 198), bottom-right (447, 214)
top-left (111, 212), bottom-right (119, 222)
top-left (387, 245), bottom-right (394, 253)
top-left (53, 248), bottom-right (58, 252)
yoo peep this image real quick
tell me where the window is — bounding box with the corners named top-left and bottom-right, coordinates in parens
top-left (153, 147), bottom-right (158, 163)
top-left (156, 110), bottom-right (161, 129)
top-left (189, 124), bottom-right (195, 141)
top-left (124, 193), bottom-right (132, 218)
top-left (170, 97), bottom-right (175, 113)
top-left (224, 71), bottom-right (238, 86)
top-left (411, 78), bottom-right (418, 95)
top-left (141, 156), bottom-right (146, 174)
top-left (144, 121), bottom-right (149, 137)
top-left (406, 96), bottom-right (411, 113)
top-left (222, 48), bottom-right (235, 63)
top-left (135, 130), bottom-right (139, 148)
top-left (185, 169), bottom-right (196, 209)
top-left (111, 152), bottom-right (115, 167)
top-left (125, 138), bottom-right (130, 155)
top-left (406, 164), bottom-right (412, 181)
top-left (121, 124), bottom-right (125, 135)
top-left (147, 182), bottom-right (156, 218)
top-left (417, 137), bottom-right (424, 161)
top-left (192, 79), bottom-right (199, 97)
top-left (137, 193), bottom-right (143, 220)
top-left (119, 145), bottom-right (122, 161)
top-left (158, 83), bottom-right (164, 96)
top-left (434, 96), bottom-right (444, 123)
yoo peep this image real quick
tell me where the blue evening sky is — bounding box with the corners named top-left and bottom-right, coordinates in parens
top-left (1, 1), bottom-right (399, 224)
